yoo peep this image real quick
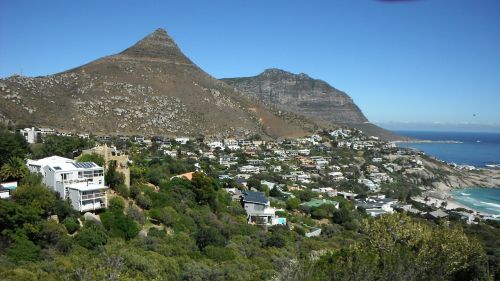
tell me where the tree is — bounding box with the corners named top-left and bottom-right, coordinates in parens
top-left (286, 198), bottom-right (301, 210)
top-left (0, 130), bottom-right (29, 168)
top-left (332, 207), bottom-right (352, 225)
top-left (37, 135), bottom-right (94, 158)
top-left (78, 153), bottom-right (105, 167)
top-left (195, 227), bottom-right (227, 250)
top-left (0, 157), bottom-right (29, 181)
top-left (12, 183), bottom-right (56, 215)
top-left (105, 160), bottom-right (125, 189)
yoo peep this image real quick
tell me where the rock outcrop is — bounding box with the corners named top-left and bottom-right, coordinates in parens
top-left (222, 69), bottom-right (404, 140)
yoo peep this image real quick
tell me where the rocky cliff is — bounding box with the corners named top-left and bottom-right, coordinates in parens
top-left (222, 69), bottom-right (403, 140)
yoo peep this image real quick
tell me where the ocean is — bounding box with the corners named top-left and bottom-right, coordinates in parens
top-left (394, 131), bottom-right (500, 215)
top-left (449, 188), bottom-right (500, 215)
top-left (394, 131), bottom-right (500, 167)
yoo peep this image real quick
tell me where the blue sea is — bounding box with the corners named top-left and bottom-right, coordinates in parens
top-left (450, 188), bottom-right (500, 215)
top-left (394, 131), bottom-right (500, 215)
top-left (395, 131), bottom-right (500, 167)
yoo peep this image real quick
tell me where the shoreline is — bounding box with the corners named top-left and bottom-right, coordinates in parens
top-left (414, 188), bottom-right (500, 218)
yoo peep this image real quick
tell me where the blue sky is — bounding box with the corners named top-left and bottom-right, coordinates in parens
top-left (1, 0), bottom-right (499, 131)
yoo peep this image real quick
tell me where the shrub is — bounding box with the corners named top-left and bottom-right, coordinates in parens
top-left (56, 235), bottom-right (74, 254)
top-left (5, 236), bottom-right (41, 263)
top-left (75, 221), bottom-right (108, 250)
top-left (62, 217), bottom-right (81, 234)
top-left (135, 194), bottom-right (152, 209)
top-left (127, 205), bottom-right (146, 225)
top-left (109, 197), bottom-right (125, 213)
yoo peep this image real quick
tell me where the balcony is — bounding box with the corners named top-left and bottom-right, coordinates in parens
top-left (81, 192), bottom-right (106, 200)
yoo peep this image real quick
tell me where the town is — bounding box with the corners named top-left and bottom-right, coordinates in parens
top-left (2, 125), bottom-right (492, 239)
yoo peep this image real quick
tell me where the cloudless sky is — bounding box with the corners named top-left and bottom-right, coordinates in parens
top-left (1, 0), bottom-right (499, 131)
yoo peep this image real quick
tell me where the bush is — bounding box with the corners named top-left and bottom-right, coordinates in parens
top-left (286, 198), bottom-right (301, 210)
top-left (115, 184), bottom-right (130, 198)
top-left (195, 227), bottom-right (227, 250)
top-left (149, 207), bottom-right (179, 227)
top-left (5, 236), bottom-right (41, 263)
top-left (37, 220), bottom-right (67, 246)
top-left (130, 184), bottom-right (141, 199)
top-left (135, 194), bottom-right (152, 210)
top-left (101, 210), bottom-right (140, 241)
top-left (148, 228), bottom-right (166, 238)
top-left (62, 217), bottom-right (81, 234)
top-left (109, 197), bottom-right (125, 213)
top-left (56, 235), bottom-right (74, 254)
top-left (127, 205), bottom-right (146, 225)
top-left (75, 221), bottom-right (108, 250)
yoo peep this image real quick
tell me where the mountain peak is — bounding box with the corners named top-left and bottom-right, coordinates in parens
top-left (119, 28), bottom-right (186, 61)
top-left (261, 68), bottom-right (290, 76)
top-left (260, 68), bottom-right (311, 79)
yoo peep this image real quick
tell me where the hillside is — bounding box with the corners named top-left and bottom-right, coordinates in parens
top-left (222, 69), bottom-right (404, 141)
top-left (0, 29), bottom-right (308, 138)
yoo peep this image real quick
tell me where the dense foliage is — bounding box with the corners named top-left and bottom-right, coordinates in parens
top-left (0, 133), bottom-right (498, 280)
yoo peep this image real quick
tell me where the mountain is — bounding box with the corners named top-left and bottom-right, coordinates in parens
top-left (0, 29), bottom-right (308, 138)
top-left (222, 69), bottom-right (403, 140)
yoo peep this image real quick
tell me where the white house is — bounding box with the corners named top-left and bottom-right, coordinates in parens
top-left (207, 141), bottom-right (224, 150)
top-left (239, 165), bottom-right (260, 174)
top-left (175, 137), bottom-right (190, 145)
top-left (27, 156), bottom-right (108, 212)
top-left (19, 127), bottom-right (39, 144)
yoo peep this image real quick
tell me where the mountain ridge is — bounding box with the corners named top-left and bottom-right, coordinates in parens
top-left (222, 69), bottom-right (403, 140)
top-left (0, 28), bottom-right (310, 138)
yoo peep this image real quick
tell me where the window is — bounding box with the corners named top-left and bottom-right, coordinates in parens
top-left (83, 171), bottom-right (93, 178)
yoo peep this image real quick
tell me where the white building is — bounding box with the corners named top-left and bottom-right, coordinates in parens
top-left (19, 127), bottom-right (55, 144)
top-left (20, 127), bottom-right (38, 143)
top-left (27, 156), bottom-right (108, 212)
top-left (207, 141), bottom-right (224, 150)
top-left (175, 137), bottom-right (190, 145)
top-left (241, 191), bottom-right (283, 226)
top-left (239, 165), bottom-right (260, 174)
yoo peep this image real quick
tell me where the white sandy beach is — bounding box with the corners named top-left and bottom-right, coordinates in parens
top-left (412, 195), bottom-right (477, 214)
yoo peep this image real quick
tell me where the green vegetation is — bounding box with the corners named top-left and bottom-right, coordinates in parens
top-left (0, 131), bottom-right (498, 280)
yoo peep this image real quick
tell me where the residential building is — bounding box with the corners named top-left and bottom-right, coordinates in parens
top-left (27, 156), bottom-right (108, 212)
top-left (239, 165), bottom-right (260, 174)
top-left (19, 127), bottom-right (56, 144)
top-left (241, 191), bottom-right (279, 225)
top-left (175, 137), bottom-right (190, 145)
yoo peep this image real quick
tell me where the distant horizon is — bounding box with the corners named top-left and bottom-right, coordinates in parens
top-left (378, 122), bottom-right (500, 133)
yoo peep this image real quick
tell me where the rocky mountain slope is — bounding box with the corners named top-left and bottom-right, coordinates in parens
top-left (0, 29), bottom-right (308, 138)
top-left (222, 69), bottom-right (404, 140)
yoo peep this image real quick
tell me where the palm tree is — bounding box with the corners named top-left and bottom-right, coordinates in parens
top-left (0, 157), bottom-right (29, 181)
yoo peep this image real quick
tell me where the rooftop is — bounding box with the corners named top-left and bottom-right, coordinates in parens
top-left (27, 156), bottom-right (102, 171)
top-left (242, 191), bottom-right (269, 205)
top-left (301, 199), bottom-right (339, 208)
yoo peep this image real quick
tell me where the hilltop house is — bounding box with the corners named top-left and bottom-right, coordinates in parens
top-left (27, 156), bottom-right (108, 212)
